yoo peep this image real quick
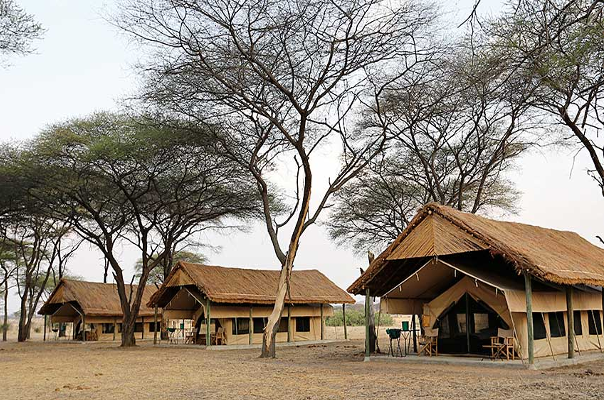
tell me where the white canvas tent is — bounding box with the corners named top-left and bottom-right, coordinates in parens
top-left (349, 203), bottom-right (604, 363)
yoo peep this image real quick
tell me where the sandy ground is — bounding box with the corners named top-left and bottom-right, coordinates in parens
top-left (1, 333), bottom-right (603, 400)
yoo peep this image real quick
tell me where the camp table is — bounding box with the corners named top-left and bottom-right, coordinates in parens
top-left (167, 327), bottom-right (177, 344)
top-left (400, 321), bottom-right (420, 356)
top-left (386, 328), bottom-right (403, 357)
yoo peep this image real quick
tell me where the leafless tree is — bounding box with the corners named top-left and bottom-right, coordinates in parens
top-left (0, 0), bottom-right (44, 63)
top-left (328, 43), bottom-right (538, 250)
top-left (479, 0), bottom-right (604, 193)
top-left (116, 0), bottom-right (439, 357)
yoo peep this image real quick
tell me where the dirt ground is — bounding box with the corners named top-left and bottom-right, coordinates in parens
top-left (1, 336), bottom-right (603, 400)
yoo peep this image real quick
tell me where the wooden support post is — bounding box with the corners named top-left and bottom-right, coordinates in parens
top-left (320, 304), bottom-right (324, 340)
top-left (142, 317), bottom-right (145, 340)
top-left (287, 304), bottom-right (291, 342)
top-left (566, 286), bottom-right (574, 359)
top-left (113, 317), bottom-right (116, 341)
top-left (43, 315), bottom-right (47, 342)
top-left (206, 298), bottom-right (211, 347)
top-left (365, 288), bottom-right (370, 361)
top-left (465, 293), bottom-right (470, 353)
top-left (524, 272), bottom-right (534, 365)
top-left (342, 304), bottom-right (347, 340)
top-left (249, 307), bottom-right (253, 345)
top-left (153, 306), bottom-right (158, 345)
top-left (412, 314), bottom-right (417, 353)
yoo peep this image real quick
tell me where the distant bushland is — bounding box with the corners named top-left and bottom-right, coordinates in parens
top-left (326, 309), bottom-right (393, 327)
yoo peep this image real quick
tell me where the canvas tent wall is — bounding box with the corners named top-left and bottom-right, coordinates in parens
top-left (149, 262), bottom-right (355, 345)
top-left (38, 279), bottom-right (160, 341)
top-left (349, 203), bottom-right (604, 361)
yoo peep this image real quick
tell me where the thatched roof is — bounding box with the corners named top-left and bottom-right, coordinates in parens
top-left (349, 203), bottom-right (604, 294)
top-left (39, 279), bottom-right (158, 317)
top-left (148, 262), bottom-right (355, 306)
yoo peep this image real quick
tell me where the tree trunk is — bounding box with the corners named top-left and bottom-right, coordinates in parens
top-left (2, 279), bottom-right (8, 342)
top-left (120, 313), bottom-right (137, 347)
top-left (367, 251), bottom-right (376, 353)
top-left (260, 256), bottom-right (293, 358)
top-left (17, 291), bottom-right (28, 342)
top-left (103, 259), bottom-right (109, 283)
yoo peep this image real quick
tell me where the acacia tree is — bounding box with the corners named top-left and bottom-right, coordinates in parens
top-left (482, 0), bottom-right (604, 193)
top-left (328, 45), bottom-right (537, 249)
top-left (0, 234), bottom-right (17, 341)
top-left (117, 0), bottom-right (438, 357)
top-left (134, 250), bottom-right (207, 286)
top-left (0, 147), bottom-right (74, 342)
top-left (8, 216), bottom-right (68, 341)
top-left (23, 113), bottom-right (259, 346)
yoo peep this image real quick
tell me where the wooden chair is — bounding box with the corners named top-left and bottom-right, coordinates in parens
top-left (418, 328), bottom-right (438, 356)
top-left (484, 328), bottom-right (515, 360)
top-left (213, 327), bottom-right (225, 345)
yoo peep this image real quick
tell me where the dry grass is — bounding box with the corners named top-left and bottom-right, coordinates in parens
top-left (1, 327), bottom-right (603, 400)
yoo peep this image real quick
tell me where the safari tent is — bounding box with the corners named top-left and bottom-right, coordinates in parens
top-left (148, 262), bottom-right (355, 345)
top-left (349, 203), bottom-right (604, 363)
top-left (38, 279), bottom-right (160, 341)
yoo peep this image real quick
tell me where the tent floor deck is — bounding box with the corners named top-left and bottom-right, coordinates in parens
top-left (370, 350), bottom-right (604, 370)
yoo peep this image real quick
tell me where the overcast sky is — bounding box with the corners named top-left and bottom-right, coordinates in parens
top-left (1, 0), bottom-right (603, 313)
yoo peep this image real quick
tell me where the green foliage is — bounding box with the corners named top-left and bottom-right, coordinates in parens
top-left (326, 308), bottom-right (393, 327)
top-left (134, 250), bottom-right (207, 285)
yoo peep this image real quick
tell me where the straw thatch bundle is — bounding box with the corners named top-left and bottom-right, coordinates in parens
top-left (148, 262), bottom-right (355, 306)
top-left (39, 279), bottom-right (158, 317)
top-left (349, 203), bottom-right (604, 294)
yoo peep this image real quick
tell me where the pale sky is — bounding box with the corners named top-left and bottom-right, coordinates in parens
top-left (1, 0), bottom-right (603, 313)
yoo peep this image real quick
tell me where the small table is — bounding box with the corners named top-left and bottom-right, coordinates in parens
top-left (386, 329), bottom-right (403, 357)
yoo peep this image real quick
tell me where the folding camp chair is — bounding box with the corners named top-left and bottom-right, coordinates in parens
top-left (213, 327), bottom-right (226, 345)
top-left (418, 328), bottom-right (438, 356)
top-left (484, 328), bottom-right (515, 360)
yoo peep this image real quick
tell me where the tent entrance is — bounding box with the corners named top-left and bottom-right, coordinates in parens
top-left (434, 293), bottom-right (509, 355)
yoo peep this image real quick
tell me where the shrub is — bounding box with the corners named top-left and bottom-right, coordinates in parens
top-left (326, 309), bottom-right (393, 326)
top-left (34, 326), bottom-right (42, 333)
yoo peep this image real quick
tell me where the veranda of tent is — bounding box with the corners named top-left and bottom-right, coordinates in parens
top-left (148, 262), bottom-right (355, 346)
top-left (38, 279), bottom-right (160, 341)
top-left (349, 203), bottom-right (604, 363)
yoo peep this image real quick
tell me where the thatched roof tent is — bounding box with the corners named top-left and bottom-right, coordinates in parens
top-left (149, 262), bottom-right (355, 307)
top-left (349, 203), bottom-right (604, 295)
top-left (39, 279), bottom-right (158, 317)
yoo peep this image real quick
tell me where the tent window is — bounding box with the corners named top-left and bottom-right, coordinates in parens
top-left (474, 313), bottom-right (489, 332)
top-left (253, 318), bottom-right (266, 334)
top-left (456, 314), bottom-right (467, 334)
top-left (278, 318), bottom-right (288, 333)
top-left (232, 318), bottom-right (250, 335)
top-left (532, 313), bottom-right (547, 340)
top-left (134, 323), bottom-right (144, 333)
top-left (296, 317), bottom-right (310, 332)
top-left (573, 311), bottom-right (582, 336)
top-left (148, 322), bottom-right (160, 333)
top-left (588, 310), bottom-right (603, 335)
top-left (101, 323), bottom-right (114, 334)
top-left (548, 312), bottom-right (565, 338)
